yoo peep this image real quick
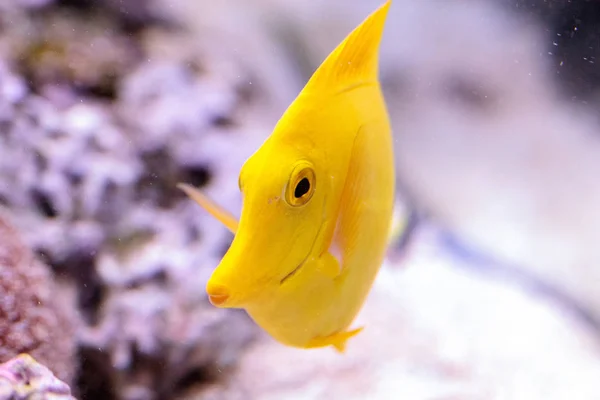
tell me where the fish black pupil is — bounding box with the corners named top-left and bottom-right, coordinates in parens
top-left (294, 178), bottom-right (310, 198)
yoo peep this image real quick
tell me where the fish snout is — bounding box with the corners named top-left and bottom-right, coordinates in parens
top-left (206, 282), bottom-right (230, 307)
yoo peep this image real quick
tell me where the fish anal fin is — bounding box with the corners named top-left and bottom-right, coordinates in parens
top-left (177, 183), bottom-right (238, 234)
top-left (305, 326), bottom-right (364, 353)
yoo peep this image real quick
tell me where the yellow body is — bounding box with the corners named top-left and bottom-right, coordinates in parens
top-left (179, 0), bottom-right (394, 352)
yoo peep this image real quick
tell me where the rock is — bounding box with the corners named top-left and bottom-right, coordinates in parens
top-left (384, 0), bottom-right (600, 326)
top-left (226, 225), bottom-right (600, 399)
top-left (147, 0), bottom-right (306, 118)
top-left (0, 0), bottom-right (54, 12)
top-left (0, 354), bottom-right (75, 400)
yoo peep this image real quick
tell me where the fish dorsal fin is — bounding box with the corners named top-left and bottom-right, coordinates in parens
top-left (305, 0), bottom-right (391, 92)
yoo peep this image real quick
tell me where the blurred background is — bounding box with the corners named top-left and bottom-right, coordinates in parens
top-left (1, 0), bottom-right (600, 399)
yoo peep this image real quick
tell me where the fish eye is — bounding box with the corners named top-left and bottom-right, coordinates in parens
top-left (294, 178), bottom-right (310, 198)
top-left (285, 163), bottom-right (316, 207)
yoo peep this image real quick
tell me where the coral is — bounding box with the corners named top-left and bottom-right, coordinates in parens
top-left (0, 353), bottom-right (75, 400)
top-left (0, 213), bottom-right (77, 385)
top-left (0, 5), bottom-right (140, 99)
top-left (0, 3), bottom-right (269, 397)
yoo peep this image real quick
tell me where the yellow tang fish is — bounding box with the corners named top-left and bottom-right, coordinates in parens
top-left (179, 0), bottom-right (394, 353)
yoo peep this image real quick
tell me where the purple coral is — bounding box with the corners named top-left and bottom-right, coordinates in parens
top-left (0, 213), bottom-right (77, 385)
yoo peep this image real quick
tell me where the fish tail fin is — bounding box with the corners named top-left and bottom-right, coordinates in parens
top-left (177, 183), bottom-right (239, 234)
top-left (305, 326), bottom-right (364, 353)
top-left (306, 0), bottom-right (391, 91)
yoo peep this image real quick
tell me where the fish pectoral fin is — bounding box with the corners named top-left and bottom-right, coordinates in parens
top-left (305, 326), bottom-right (364, 353)
top-left (177, 183), bottom-right (238, 234)
top-left (317, 251), bottom-right (342, 279)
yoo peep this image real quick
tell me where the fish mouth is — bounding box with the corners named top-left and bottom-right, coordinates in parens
top-left (206, 283), bottom-right (231, 307)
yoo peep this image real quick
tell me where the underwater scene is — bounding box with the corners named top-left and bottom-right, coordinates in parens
top-left (1, 0), bottom-right (600, 399)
